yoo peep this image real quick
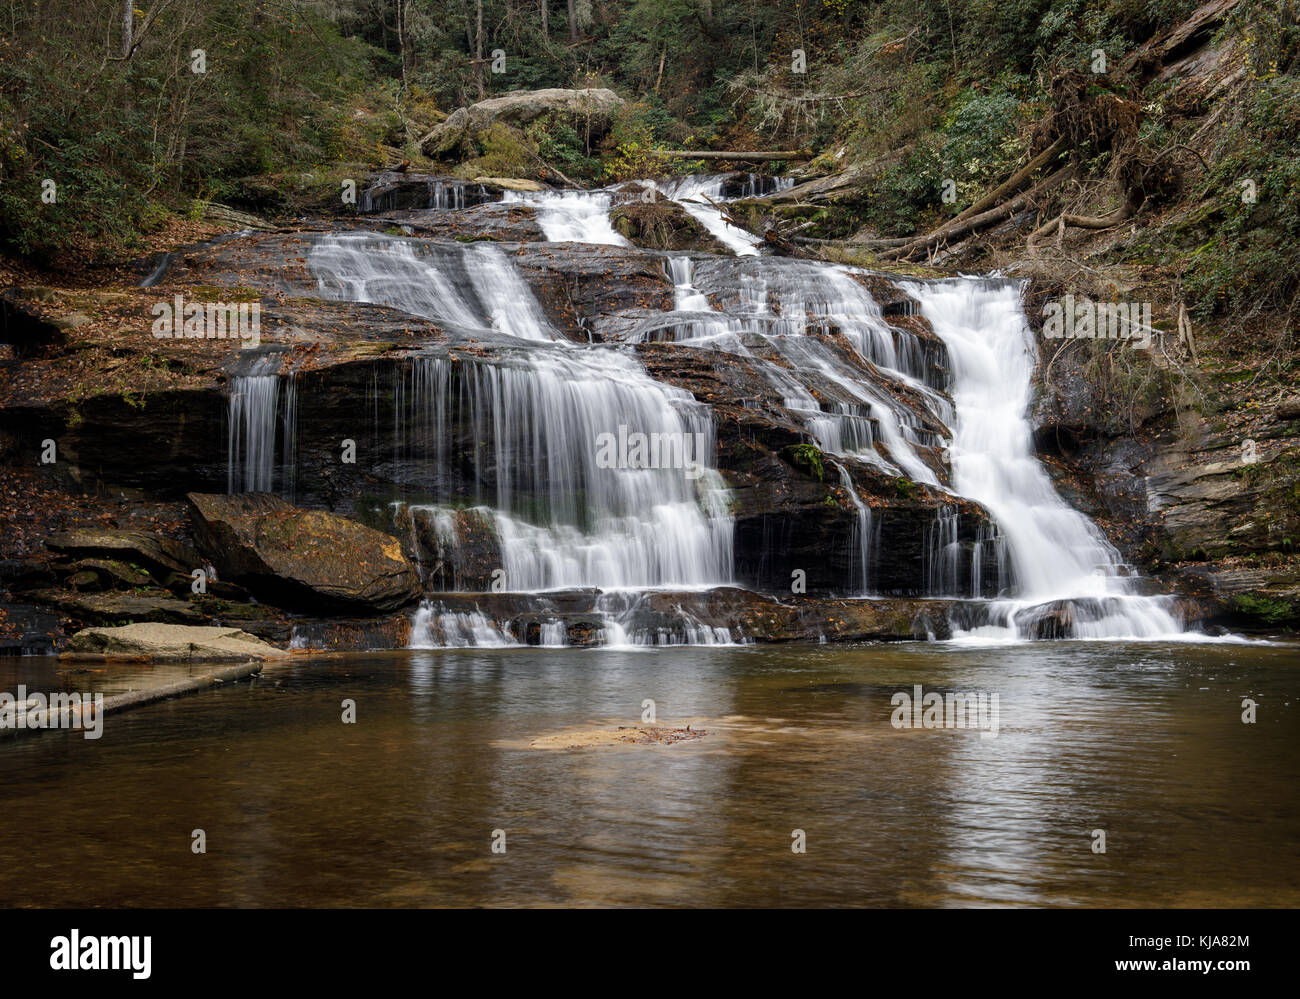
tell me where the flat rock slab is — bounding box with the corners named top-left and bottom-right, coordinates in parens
top-left (62, 623), bottom-right (289, 662)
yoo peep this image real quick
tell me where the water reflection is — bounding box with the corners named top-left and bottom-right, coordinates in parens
top-left (0, 642), bottom-right (1296, 907)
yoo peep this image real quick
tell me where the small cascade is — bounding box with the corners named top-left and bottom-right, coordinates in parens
top-left (280, 373), bottom-right (298, 501)
top-left (905, 278), bottom-right (1187, 639)
top-left (923, 505), bottom-right (961, 596)
top-left (832, 461), bottom-right (873, 595)
top-left (360, 178), bottom-right (483, 213)
top-left (654, 175), bottom-right (763, 256)
top-left (409, 600), bottom-right (519, 648)
top-left (391, 352), bottom-right (734, 590)
top-left (227, 354), bottom-right (287, 493)
top-left (501, 189), bottom-right (629, 245)
top-left (310, 232), bottom-right (555, 340)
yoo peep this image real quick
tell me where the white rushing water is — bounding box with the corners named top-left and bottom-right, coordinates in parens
top-left (227, 353), bottom-right (289, 493)
top-left (307, 231), bottom-right (734, 597)
top-left (652, 175), bottom-right (764, 256)
top-left (905, 278), bottom-right (1187, 640)
top-left (278, 180), bottom-right (1198, 645)
top-left (501, 189), bottom-right (630, 246)
top-left (505, 173), bottom-right (791, 255)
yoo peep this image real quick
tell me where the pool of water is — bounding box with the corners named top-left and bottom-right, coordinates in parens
top-left (2, 641), bottom-right (1296, 907)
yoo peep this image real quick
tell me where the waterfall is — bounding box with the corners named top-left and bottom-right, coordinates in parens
top-left (311, 232), bottom-right (555, 340)
top-left (394, 352), bottom-right (734, 590)
top-left (261, 181), bottom-right (1203, 646)
top-left (833, 460), bottom-right (873, 595)
top-left (905, 278), bottom-right (1186, 639)
top-left (666, 256), bottom-right (948, 485)
top-left (500, 189), bottom-right (629, 245)
top-left (306, 232), bottom-right (735, 597)
top-left (653, 175), bottom-right (763, 256)
top-left (505, 174), bottom-right (777, 256)
top-left (227, 353), bottom-right (287, 493)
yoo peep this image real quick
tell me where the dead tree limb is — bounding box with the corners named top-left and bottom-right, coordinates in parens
top-left (886, 164), bottom-right (1077, 260)
top-left (946, 136), bottom-right (1068, 226)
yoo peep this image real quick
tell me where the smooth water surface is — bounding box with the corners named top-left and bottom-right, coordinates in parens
top-left (1, 641), bottom-right (1296, 907)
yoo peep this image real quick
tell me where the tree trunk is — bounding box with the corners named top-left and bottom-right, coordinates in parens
top-left (475, 0), bottom-right (485, 97)
top-left (567, 0), bottom-right (578, 41)
top-left (540, 0), bottom-right (548, 44)
top-left (121, 0), bottom-right (132, 58)
top-left (946, 136), bottom-right (1067, 227)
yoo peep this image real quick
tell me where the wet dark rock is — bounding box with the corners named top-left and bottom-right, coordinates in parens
top-left (45, 530), bottom-right (199, 580)
top-left (393, 505), bottom-right (503, 592)
top-left (359, 174), bottom-right (498, 213)
top-left (26, 588), bottom-right (206, 626)
top-left (368, 203), bottom-right (542, 242)
top-left (0, 603), bottom-right (65, 655)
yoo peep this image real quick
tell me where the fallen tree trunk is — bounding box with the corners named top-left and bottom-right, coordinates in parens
top-left (656, 150), bottom-right (812, 161)
top-left (1027, 199), bottom-right (1136, 246)
top-left (886, 164), bottom-right (1077, 260)
top-left (946, 136), bottom-right (1068, 226)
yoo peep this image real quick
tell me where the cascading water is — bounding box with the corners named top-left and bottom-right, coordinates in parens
top-left (832, 460), bottom-right (873, 595)
top-left (653, 175), bottom-right (765, 256)
top-left (392, 352), bottom-right (734, 590)
top-left (501, 189), bottom-right (630, 246)
top-left (303, 231), bottom-right (734, 632)
top-left (227, 353), bottom-right (288, 493)
top-left (311, 232), bottom-right (555, 340)
top-left (905, 278), bottom-right (1188, 640)
top-left (261, 174), bottom-right (1204, 646)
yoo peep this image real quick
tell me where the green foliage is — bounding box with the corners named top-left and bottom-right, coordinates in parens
top-left (1229, 592), bottom-right (1299, 626)
top-left (1184, 71), bottom-right (1300, 321)
top-left (0, 0), bottom-right (380, 263)
top-left (859, 75), bottom-right (1034, 236)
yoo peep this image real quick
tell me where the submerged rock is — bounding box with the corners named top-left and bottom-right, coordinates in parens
top-left (188, 493), bottom-right (421, 613)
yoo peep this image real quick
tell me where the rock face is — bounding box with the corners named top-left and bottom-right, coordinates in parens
top-left (1030, 332), bottom-right (1300, 627)
top-left (188, 493), bottom-right (421, 613)
top-left (419, 88), bottom-right (625, 158)
top-left (63, 623), bottom-right (288, 661)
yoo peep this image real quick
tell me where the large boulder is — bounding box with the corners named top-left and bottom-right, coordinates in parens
top-left (188, 493), bottom-right (421, 613)
top-left (63, 623), bottom-right (288, 661)
top-left (419, 88), bottom-right (624, 158)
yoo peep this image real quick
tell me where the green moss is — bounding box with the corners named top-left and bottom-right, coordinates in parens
top-left (781, 443), bottom-right (825, 481)
top-left (1229, 593), bottom-right (1299, 626)
top-left (895, 477), bottom-right (919, 500)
